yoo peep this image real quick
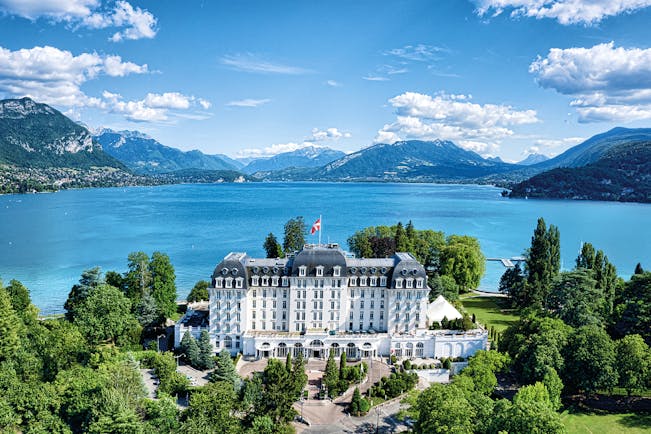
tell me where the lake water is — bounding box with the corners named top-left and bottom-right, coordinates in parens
top-left (1, 182), bottom-right (650, 314)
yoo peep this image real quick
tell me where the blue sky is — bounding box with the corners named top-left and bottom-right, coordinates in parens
top-left (1, 0), bottom-right (651, 161)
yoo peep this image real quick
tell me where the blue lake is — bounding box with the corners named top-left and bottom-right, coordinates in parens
top-left (1, 182), bottom-right (650, 314)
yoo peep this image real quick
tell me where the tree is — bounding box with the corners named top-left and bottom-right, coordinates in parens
top-left (634, 263), bottom-right (645, 275)
top-left (182, 382), bottom-right (241, 434)
top-left (64, 267), bottom-right (105, 321)
top-left (0, 286), bottom-right (20, 361)
top-left (616, 334), bottom-right (651, 395)
top-left (499, 263), bottom-right (526, 307)
top-left (348, 387), bottom-right (370, 416)
top-left (283, 217), bottom-right (306, 254)
top-left (74, 284), bottom-right (140, 345)
top-left (197, 330), bottom-right (215, 370)
top-left (323, 351), bottom-right (339, 397)
top-left (263, 233), bottom-right (283, 259)
top-left (124, 251), bottom-right (151, 305)
top-left (180, 332), bottom-right (200, 368)
top-left (542, 367), bottom-right (564, 411)
top-left (428, 274), bottom-right (459, 301)
top-left (576, 242), bottom-right (596, 269)
top-left (500, 315), bottom-right (571, 384)
top-left (260, 358), bottom-right (298, 423)
top-left (5, 279), bottom-right (30, 313)
top-left (149, 252), bottom-right (177, 319)
top-left (546, 270), bottom-right (603, 328)
top-left (394, 221), bottom-right (409, 252)
top-left (439, 235), bottom-right (485, 292)
top-left (563, 325), bottom-right (618, 394)
top-left (524, 218), bottom-right (561, 309)
top-left (211, 349), bottom-right (239, 389)
top-left (187, 280), bottom-right (210, 303)
top-left (136, 290), bottom-right (162, 329)
top-left (414, 383), bottom-right (474, 434)
top-left (491, 385), bottom-right (567, 434)
top-left (614, 272), bottom-right (651, 344)
top-left (339, 352), bottom-right (347, 380)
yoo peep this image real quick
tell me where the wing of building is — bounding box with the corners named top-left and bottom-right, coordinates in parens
top-left (175, 243), bottom-right (487, 361)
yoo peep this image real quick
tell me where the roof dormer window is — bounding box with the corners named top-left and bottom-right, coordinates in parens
top-left (406, 278), bottom-right (414, 289)
top-left (395, 278), bottom-right (403, 289)
top-left (416, 278), bottom-right (423, 288)
top-left (215, 278), bottom-right (223, 288)
top-left (333, 266), bottom-right (341, 277)
top-left (235, 277), bottom-right (243, 289)
top-left (316, 266), bottom-right (324, 277)
top-left (251, 276), bottom-right (259, 286)
top-left (299, 266), bottom-right (307, 277)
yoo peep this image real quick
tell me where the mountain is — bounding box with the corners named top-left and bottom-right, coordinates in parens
top-left (242, 146), bottom-right (346, 174)
top-left (0, 97), bottom-right (125, 169)
top-left (532, 127), bottom-right (651, 170)
top-left (517, 153), bottom-right (549, 166)
top-left (486, 156), bottom-right (504, 163)
top-left (509, 141), bottom-right (651, 203)
top-left (94, 129), bottom-right (238, 174)
top-left (311, 140), bottom-right (517, 181)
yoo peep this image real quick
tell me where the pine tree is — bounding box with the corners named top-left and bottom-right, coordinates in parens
top-left (634, 263), bottom-right (644, 275)
top-left (283, 217), bottom-right (306, 254)
top-left (339, 352), bottom-right (347, 380)
top-left (263, 233), bottom-right (283, 258)
top-left (576, 243), bottom-right (596, 269)
top-left (524, 218), bottom-right (560, 309)
top-left (186, 335), bottom-right (200, 368)
top-left (285, 352), bottom-right (292, 373)
top-left (324, 351), bottom-right (339, 397)
top-left (211, 349), bottom-right (239, 389)
top-left (197, 330), bottom-right (215, 370)
top-left (149, 252), bottom-right (177, 319)
top-left (136, 290), bottom-right (161, 328)
top-left (394, 222), bottom-right (408, 252)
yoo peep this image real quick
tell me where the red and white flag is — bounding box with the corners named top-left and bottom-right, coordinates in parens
top-left (310, 217), bottom-right (321, 234)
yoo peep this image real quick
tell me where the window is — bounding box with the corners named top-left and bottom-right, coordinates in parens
top-left (415, 312), bottom-right (420, 321)
top-left (252, 321), bottom-right (256, 329)
top-left (396, 302), bottom-right (400, 310)
top-left (253, 289), bottom-right (257, 297)
top-left (359, 322), bottom-right (363, 330)
top-left (282, 300), bottom-right (287, 308)
top-left (380, 276), bottom-right (387, 286)
top-left (370, 301), bottom-right (374, 309)
top-left (360, 276), bottom-right (367, 286)
top-left (406, 279), bottom-right (413, 289)
top-left (272, 276), bottom-right (279, 286)
top-left (316, 266), bottom-right (324, 277)
top-left (215, 278), bottom-right (223, 288)
top-left (333, 266), bottom-right (341, 277)
top-left (263, 289), bottom-right (267, 297)
top-left (252, 300), bottom-right (256, 308)
top-left (235, 278), bottom-right (243, 289)
top-left (359, 311), bottom-right (364, 319)
top-left (273, 300), bottom-right (276, 308)
top-left (331, 301), bottom-right (335, 309)
top-left (282, 277), bottom-right (289, 287)
top-left (252, 311), bottom-right (256, 319)
top-left (370, 311), bottom-right (374, 319)
top-left (380, 300), bottom-right (384, 309)
top-left (225, 278), bottom-right (233, 288)
top-left (350, 277), bottom-right (357, 286)
top-left (296, 312), bottom-right (300, 320)
top-left (395, 313), bottom-right (399, 321)
top-left (251, 276), bottom-right (259, 286)
top-left (299, 266), bottom-right (307, 277)
top-left (416, 278), bottom-right (423, 288)
top-left (349, 311), bottom-right (354, 320)
top-left (380, 311), bottom-right (384, 320)
top-left (350, 301), bottom-right (354, 309)
top-left (395, 278), bottom-right (403, 289)
top-left (313, 301), bottom-right (318, 309)
top-left (330, 311), bottom-right (334, 320)
top-left (360, 300), bottom-right (365, 309)
top-left (331, 290), bottom-right (335, 298)
top-left (314, 290), bottom-right (318, 298)
top-left (405, 312), bottom-right (410, 321)
top-left (370, 277), bottom-right (377, 286)
top-left (361, 289), bottom-right (365, 298)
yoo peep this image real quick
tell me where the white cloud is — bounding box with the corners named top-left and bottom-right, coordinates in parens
top-left (473, 0), bottom-right (651, 25)
top-left (374, 92), bottom-right (539, 155)
top-left (226, 98), bottom-right (271, 107)
top-left (310, 127), bottom-right (351, 141)
top-left (0, 45), bottom-right (147, 106)
top-left (198, 99), bottom-right (211, 110)
top-left (326, 80), bottom-right (341, 87)
top-left (0, 0), bottom-right (157, 41)
top-left (362, 75), bottom-right (389, 82)
top-left (221, 53), bottom-right (310, 75)
top-left (530, 42), bottom-right (651, 122)
top-left (533, 137), bottom-right (585, 148)
top-left (0, 0), bottom-right (99, 20)
top-left (102, 91), bottom-right (210, 123)
top-left (384, 44), bottom-right (448, 61)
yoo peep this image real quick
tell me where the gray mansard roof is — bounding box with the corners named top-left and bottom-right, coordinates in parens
top-left (211, 243), bottom-right (427, 289)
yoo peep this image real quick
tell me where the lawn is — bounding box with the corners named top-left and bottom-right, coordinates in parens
top-left (460, 296), bottom-right (519, 332)
top-left (561, 411), bottom-right (651, 434)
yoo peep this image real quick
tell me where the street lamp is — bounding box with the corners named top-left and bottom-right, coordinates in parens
top-left (157, 334), bottom-right (165, 352)
top-left (375, 406), bottom-right (381, 434)
top-left (174, 353), bottom-right (185, 367)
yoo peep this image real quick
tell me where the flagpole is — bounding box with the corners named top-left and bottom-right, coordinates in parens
top-left (318, 214), bottom-right (322, 246)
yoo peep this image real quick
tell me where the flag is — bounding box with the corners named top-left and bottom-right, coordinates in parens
top-left (310, 217), bottom-right (321, 235)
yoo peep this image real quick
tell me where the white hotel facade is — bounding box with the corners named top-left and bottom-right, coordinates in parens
top-left (177, 243), bottom-right (487, 360)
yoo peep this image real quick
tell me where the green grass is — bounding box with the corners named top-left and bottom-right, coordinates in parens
top-left (460, 296), bottom-right (519, 332)
top-left (561, 411), bottom-right (651, 434)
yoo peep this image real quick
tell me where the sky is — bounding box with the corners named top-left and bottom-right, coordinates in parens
top-left (1, 0), bottom-right (651, 162)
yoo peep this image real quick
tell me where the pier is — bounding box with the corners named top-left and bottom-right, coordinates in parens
top-left (486, 256), bottom-right (526, 268)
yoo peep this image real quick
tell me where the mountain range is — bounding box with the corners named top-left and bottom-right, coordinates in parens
top-left (94, 129), bottom-right (240, 174)
top-left (2, 97), bottom-right (651, 202)
top-left (241, 146), bottom-right (346, 174)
